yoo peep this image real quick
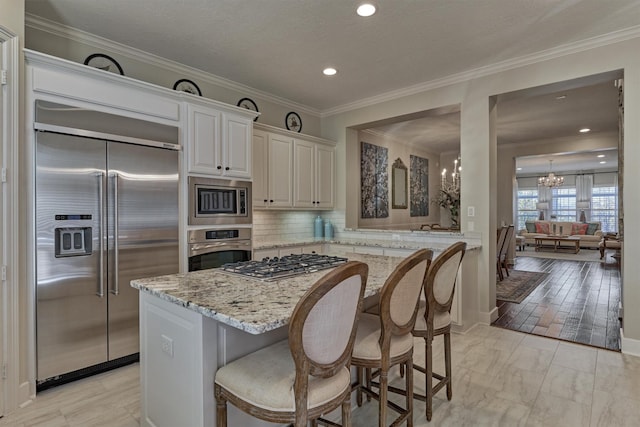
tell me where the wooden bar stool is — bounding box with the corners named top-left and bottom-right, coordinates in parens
top-left (214, 261), bottom-right (368, 427)
top-left (351, 249), bottom-right (433, 427)
top-left (411, 241), bottom-right (466, 421)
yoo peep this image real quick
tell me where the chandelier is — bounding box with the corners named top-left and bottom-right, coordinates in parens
top-left (538, 160), bottom-right (564, 188)
top-left (441, 156), bottom-right (461, 193)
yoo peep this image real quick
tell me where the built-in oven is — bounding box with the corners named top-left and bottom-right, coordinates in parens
top-left (187, 228), bottom-right (252, 272)
top-left (188, 176), bottom-right (251, 226)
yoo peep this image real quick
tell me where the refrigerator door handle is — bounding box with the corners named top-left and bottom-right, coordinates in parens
top-left (97, 171), bottom-right (105, 298)
top-left (111, 172), bottom-right (120, 296)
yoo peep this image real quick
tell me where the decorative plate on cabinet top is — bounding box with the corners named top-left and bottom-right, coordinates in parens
top-left (173, 78), bottom-right (202, 96)
top-left (285, 111), bottom-right (302, 133)
top-left (237, 97), bottom-right (259, 121)
top-left (83, 53), bottom-right (124, 75)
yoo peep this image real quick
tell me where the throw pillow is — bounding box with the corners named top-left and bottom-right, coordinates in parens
top-left (572, 223), bottom-right (588, 235)
top-left (525, 222), bottom-right (536, 233)
top-left (586, 222), bottom-right (599, 235)
top-left (535, 222), bottom-right (550, 234)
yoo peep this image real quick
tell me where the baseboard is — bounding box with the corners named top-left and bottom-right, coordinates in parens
top-left (479, 307), bottom-right (499, 324)
top-left (621, 328), bottom-right (640, 357)
top-left (18, 381), bottom-right (34, 408)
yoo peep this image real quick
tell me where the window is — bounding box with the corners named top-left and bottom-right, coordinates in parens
top-left (551, 187), bottom-right (576, 222)
top-left (591, 185), bottom-right (618, 232)
top-left (516, 189), bottom-right (538, 230)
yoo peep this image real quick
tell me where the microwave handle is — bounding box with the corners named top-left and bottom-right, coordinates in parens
top-left (189, 241), bottom-right (252, 257)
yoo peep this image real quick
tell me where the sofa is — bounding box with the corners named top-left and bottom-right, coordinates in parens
top-left (519, 221), bottom-right (603, 249)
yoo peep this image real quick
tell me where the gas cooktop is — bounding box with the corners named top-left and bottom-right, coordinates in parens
top-left (220, 253), bottom-right (349, 281)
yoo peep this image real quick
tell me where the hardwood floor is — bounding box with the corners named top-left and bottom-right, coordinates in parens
top-left (493, 253), bottom-right (621, 351)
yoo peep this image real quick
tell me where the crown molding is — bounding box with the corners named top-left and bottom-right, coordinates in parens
top-left (26, 14), bottom-right (640, 119)
top-left (25, 14), bottom-right (321, 117)
top-left (321, 25), bottom-right (640, 117)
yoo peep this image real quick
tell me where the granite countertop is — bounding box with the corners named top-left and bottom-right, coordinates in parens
top-left (254, 237), bottom-right (480, 252)
top-left (131, 253), bottom-right (407, 335)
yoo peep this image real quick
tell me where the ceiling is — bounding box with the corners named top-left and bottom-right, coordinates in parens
top-left (25, 0), bottom-right (638, 172)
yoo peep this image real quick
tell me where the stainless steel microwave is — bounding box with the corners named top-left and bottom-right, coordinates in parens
top-left (188, 177), bottom-right (252, 225)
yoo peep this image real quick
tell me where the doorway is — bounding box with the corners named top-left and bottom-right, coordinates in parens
top-left (493, 72), bottom-right (623, 350)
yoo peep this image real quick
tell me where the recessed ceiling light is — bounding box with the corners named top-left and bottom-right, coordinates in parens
top-left (579, 128), bottom-right (590, 133)
top-left (555, 95), bottom-right (567, 100)
top-left (597, 154), bottom-right (605, 158)
top-left (357, 3), bottom-right (376, 17)
top-left (323, 67), bottom-right (337, 76)
top-left (600, 161), bottom-right (607, 164)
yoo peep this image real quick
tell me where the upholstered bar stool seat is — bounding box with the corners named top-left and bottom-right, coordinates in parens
top-left (353, 312), bottom-right (414, 361)
top-left (215, 340), bottom-right (351, 413)
top-left (414, 301), bottom-right (450, 331)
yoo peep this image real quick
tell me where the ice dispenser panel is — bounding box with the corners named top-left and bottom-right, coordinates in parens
top-left (55, 227), bottom-right (92, 257)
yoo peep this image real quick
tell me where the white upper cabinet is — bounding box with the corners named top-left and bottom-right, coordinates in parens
top-left (252, 129), bottom-right (269, 208)
top-left (313, 143), bottom-right (335, 209)
top-left (252, 130), bottom-right (294, 208)
top-left (186, 103), bottom-right (253, 179)
top-left (293, 139), bottom-right (315, 208)
top-left (253, 123), bottom-right (335, 210)
top-left (223, 113), bottom-right (252, 179)
top-left (293, 139), bottom-right (335, 209)
top-left (187, 104), bottom-right (220, 174)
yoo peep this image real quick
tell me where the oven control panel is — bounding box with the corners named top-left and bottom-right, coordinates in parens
top-left (188, 228), bottom-right (251, 244)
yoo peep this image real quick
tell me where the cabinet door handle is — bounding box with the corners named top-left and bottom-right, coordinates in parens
top-left (217, 165), bottom-right (222, 170)
top-left (263, 199), bottom-right (268, 203)
top-left (225, 166), bottom-right (230, 170)
top-left (270, 199), bottom-right (274, 203)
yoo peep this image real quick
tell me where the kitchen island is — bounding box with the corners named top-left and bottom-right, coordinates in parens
top-left (131, 252), bottom-right (411, 427)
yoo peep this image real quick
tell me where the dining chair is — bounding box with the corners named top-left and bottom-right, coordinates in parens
top-left (498, 225), bottom-right (514, 279)
top-left (410, 241), bottom-right (466, 421)
top-left (496, 226), bottom-right (508, 281)
top-left (351, 248), bottom-right (433, 427)
top-left (214, 261), bottom-right (368, 427)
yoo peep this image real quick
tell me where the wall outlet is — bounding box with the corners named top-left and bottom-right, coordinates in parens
top-left (467, 206), bottom-right (475, 217)
top-left (161, 334), bottom-right (174, 358)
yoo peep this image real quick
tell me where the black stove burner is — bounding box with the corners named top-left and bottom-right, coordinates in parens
top-left (221, 253), bottom-right (349, 280)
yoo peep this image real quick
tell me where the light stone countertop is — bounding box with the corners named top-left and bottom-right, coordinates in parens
top-left (131, 253), bottom-right (408, 335)
top-left (254, 237), bottom-right (480, 252)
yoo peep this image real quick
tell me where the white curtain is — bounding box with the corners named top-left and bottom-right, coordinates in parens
top-left (537, 185), bottom-right (551, 203)
top-left (537, 184), bottom-right (551, 220)
top-left (576, 174), bottom-right (593, 202)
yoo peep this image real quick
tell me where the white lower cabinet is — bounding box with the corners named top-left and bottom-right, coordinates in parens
top-left (140, 293), bottom-right (288, 427)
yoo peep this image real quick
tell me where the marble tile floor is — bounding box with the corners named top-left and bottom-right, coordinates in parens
top-left (2, 324), bottom-right (640, 427)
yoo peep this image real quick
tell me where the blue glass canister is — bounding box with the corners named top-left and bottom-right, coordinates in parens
top-left (324, 220), bottom-right (334, 240)
top-left (314, 215), bottom-right (324, 238)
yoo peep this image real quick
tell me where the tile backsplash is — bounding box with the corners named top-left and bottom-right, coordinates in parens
top-left (252, 210), bottom-right (345, 242)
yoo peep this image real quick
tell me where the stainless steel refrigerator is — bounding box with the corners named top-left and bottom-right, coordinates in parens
top-left (35, 113), bottom-right (179, 389)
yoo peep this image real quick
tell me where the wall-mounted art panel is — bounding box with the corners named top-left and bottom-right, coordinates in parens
top-left (410, 154), bottom-right (429, 217)
top-left (361, 141), bottom-right (389, 218)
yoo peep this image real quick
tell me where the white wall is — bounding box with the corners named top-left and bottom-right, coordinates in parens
top-left (321, 37), bottom-right (640, 349)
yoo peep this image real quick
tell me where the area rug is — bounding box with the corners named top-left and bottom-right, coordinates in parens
top-left (496, 270), bottom-right (549, 303)
top-left (516, 246), bottom-right (602, 262)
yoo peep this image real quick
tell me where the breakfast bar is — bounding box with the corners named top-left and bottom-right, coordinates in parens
top-left (131, 252), bottom-right (411, 427)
